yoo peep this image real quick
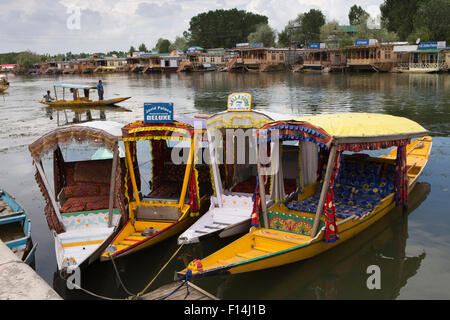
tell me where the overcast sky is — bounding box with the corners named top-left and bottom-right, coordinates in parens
top-left (0, 0), bottom-right (384, 55)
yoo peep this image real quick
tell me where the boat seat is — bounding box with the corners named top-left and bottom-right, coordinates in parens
top-left (135, 205), bottom-right (181, 221)
top-left (287, 157), bottom-right (396, 219)
top-left (60, 160), bottom-right (113, 213)
top-left (231, 176), bottom-right (297, 195)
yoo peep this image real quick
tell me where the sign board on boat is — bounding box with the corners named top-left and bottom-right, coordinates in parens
top-left (418, 41), bottom-right (446, 49)
top-left (308, 43), bottom-right (326, 49)
top-left (251, 43), bottom-right (264, 48)
top-left (227, 93), bottom-right (252, 112)
top-left (236, 43), bottom-right (250, 47)
top-left (144, 103), bottom-right (174, 123)
top-left (355, 39), bottom-right (377, 46)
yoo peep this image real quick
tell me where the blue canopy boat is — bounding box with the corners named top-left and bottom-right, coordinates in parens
top-left (0, 189), bottom-right (36, 265)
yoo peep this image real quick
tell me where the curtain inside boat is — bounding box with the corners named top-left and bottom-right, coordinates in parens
top-left (300, 141), bottom-right (319, 188)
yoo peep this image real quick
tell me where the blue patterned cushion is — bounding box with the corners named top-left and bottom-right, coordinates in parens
top-left (287, 156), bottom-right (395, 219)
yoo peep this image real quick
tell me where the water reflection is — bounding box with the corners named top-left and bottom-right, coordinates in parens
top-left (193, 182), bottom-right (430, 300)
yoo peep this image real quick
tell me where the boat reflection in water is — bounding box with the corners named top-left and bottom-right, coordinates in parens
top-left (43, 105), bottom-right (132, 126)
top-left (195, 181), bottom-right (430, 300)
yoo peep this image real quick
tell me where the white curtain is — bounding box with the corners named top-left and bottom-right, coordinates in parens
top-left (300, 141), bottom-right (319, 188)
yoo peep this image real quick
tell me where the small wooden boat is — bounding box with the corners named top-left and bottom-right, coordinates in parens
top-left (0, 189), bottom-right (36, 265)
top-left (39, 83), bottom-right (131, 108)
top-left (100, 117), bottom-right (212, 261)
top-left (29, 121), bottom-right (129, 273)
top-left (177, 113), bottom-right (431, 279)
top-left (178, 108), bottom-right (290, 245)
top-left (0, 76), bottom-right (9, 93)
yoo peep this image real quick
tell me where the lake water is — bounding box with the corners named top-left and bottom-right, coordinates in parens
top-left (0, 72), bottom-right (449, 300)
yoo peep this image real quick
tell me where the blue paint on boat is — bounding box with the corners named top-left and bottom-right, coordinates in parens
top-left (0, 189), bottom-right (35, 266)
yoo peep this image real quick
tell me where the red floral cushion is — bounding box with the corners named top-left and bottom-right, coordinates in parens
top-left (74, 160), bottom-right (112, 184)
top-left (64, 183), bottom-right (100, 198)
top-left (60, 195), bottom-right (110, 213)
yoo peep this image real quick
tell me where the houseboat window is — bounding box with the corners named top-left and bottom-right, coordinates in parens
top-left (211, 57), bottom-right (215, 63)
top-left (272, 54), bottom-right (276, 61)
top-left (280, 54), bottom-right (284, 61)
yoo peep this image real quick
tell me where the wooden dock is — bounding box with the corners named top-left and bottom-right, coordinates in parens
top-left (141, 281), bottom-right (219, 300)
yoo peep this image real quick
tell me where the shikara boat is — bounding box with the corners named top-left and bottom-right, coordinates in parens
top-left (100, 117), bottom-right (212, 261)
top-left (177, 106), bottom-right (292, 245)
top-left (29, 121), bottom-right (129, 273)
top-left (177, 113), bottom-right (431, 279)
top-left (39, 83), bottom-right (131, 108)
top-left (0, 76), bottom-right (9, 93)
top-left (0, 189), bottom-right (36, 265)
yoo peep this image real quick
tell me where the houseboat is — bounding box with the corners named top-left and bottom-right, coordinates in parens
top-left (399, 41), bottom-right (448, 73)
top-left (346, 39), bottom-right (398, 72)
top-left (224, 44), bottom-right (288, 72)
top-left (177, 47), bottom-right (227, 72)
top-left (299, 43), bottom-right (346, 72)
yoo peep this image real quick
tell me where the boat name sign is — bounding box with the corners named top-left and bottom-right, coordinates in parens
top-left (144, 103), bottom-right (174, 123)
top-left (227, 93), bottom-right (252, 112)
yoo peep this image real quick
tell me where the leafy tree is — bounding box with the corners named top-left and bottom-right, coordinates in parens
top-left (138, 43), bottom-right (148, 52)
top-left (349, 5), bottom-right (369, 25)
top-left (413, 0), bottom-right (450, 42)
top-left (407, 26), bottom-right (433, 43)
top-left (129, 46), bottom-right (136, 53)
top-left (320, 20), bottom-right (340, 42)
top-left (154, 38), bottom-right (171, 53)
top-left (169, 36), bottom-right (188, 52)
top-left (380, 0), bottom-right (422, 40)
top-left (184, 8), bottom-right (268, 48)
top-left (277, 27), bottom-right (290, 47)
top-left (248, 24), bottom-right (276, 47)
top-left (300, 9), bottom-right (326, 44)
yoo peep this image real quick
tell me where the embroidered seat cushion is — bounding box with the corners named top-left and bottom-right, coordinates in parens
top-left (60, 195), bottom-right (110, 213)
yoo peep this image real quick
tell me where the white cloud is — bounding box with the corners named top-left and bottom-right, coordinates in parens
top-left (0, 0), bottom-right (384, 54)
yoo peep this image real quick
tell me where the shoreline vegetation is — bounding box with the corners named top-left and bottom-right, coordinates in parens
top-left (1, 1), bottom-right (449, 73)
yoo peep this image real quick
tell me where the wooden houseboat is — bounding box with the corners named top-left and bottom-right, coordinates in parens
top-left (398, 42), bottom-right (448, 73)
top-left (224, 44), bottom-right (288, 72)
top-left (299, 43), bottom-right (346, 72)
top-left (178, 47), bottom-right (227, 72)
top-left (345, 39), bottom-right (398, 72)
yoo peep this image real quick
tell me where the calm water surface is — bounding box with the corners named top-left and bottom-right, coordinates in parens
top-left (0, 72), bottom-right (449, 299)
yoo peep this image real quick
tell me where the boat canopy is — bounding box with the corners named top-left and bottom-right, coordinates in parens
top-left (29, 121), bottom-right (123, 161)
top-left (206, 110), bottom-right (274, 131)
top-left (259, 113), bottom-right (428, 145)
top-left (54, 83), bottom-right (97, 90)
top-left (122, 118), bottom-right (207, 142)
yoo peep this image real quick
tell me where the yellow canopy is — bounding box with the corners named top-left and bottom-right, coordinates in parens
top-left (294, 113), bottom-right (428, 142)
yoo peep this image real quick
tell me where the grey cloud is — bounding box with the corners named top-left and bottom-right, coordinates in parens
top-left (136, 2), bottom-right (182, 18)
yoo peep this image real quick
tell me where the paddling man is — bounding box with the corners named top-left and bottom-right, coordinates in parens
top-left (97, 80), bottom-right (104, 101)
top-left (43, 90), bottom-right (54, 102)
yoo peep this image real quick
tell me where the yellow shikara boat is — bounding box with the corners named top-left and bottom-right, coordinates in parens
top-left (39, 83), bottom-right (131, 107)
top-left (100, 117), bottom-right (212, 261)
top-left (0, 77), bottom-right (9, 93)
top-left (177, 113), bottom-right (431, 279)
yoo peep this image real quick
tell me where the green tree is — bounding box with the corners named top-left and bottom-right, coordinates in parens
top-left (248, 24), bottom-right (276, 47)
top-left (380, 0), bottom-right (422, 40)
top-left (154, 38), bottom-right (171, 53)
top-left (185, 8), bottom-right (268, 48)
top-left (320, 20), bottom-right (340, 42)
top-left (277, 27), bottom-right (290, 47)
top-left (285, 9), bottom-right (326, 46)
top-left (129, 46), bottom-right (136, 53)
top-left (169, 36), bottom-right (188, 52)
top-left (138, 43), bottom-right (148, 52)
top-left (349, 5), bottom-right (369, 25)
top-left (413, 0), bottom-right (450, 42)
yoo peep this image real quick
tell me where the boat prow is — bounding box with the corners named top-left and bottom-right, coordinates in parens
top-left (40, 96), bottom-right (131, 108)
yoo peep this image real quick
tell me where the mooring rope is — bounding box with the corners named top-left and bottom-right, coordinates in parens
top-left (108, 253), bottom-right (137, 296)
top-left (133, 241), bottom-right (186, 299)
top-left (158, 269), bottom-right (192, 300)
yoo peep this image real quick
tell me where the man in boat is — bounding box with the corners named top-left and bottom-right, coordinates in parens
top-left (97, 80), bottom-right (104, 101)
top-left (70, 88), bottom-right (78, 100)
top-left (43, 90), bottom-right (54, 102)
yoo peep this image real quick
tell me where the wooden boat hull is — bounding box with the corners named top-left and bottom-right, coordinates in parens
top-left (40, 97), bottom-right (131, 108)
top-left (100, 214), bottom-right (196, 261)
top-left (176, 136), bottom-right (432, 279)
top-left (0, 189), bottom-right (34, 265)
